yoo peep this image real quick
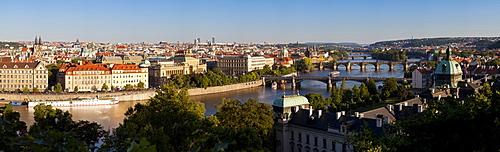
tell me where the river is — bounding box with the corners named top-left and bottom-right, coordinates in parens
top-left (11, 66), bottom-right (404, 130)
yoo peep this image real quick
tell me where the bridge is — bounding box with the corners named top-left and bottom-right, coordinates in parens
top-left (263, 76), bottom-right (410, 89)
top-left (314, 60), bottom-right (428, 71)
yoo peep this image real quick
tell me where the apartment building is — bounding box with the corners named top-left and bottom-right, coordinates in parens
top-left (57, 62), bottom-right (112, 92)
top-left (57, 62), bottom-right (148, 92)
top-left (111, 64), bottom-right (149, 89)
top-left (217, 55), bottom-right (274, 75)
top-left (0, 58), bottom-right (48, 92)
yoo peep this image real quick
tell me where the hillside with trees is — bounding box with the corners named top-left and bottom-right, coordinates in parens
top-left (371, 37), bottom-right (500, 48)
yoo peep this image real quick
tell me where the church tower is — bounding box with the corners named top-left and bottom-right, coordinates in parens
top-left (435, 47), bottom-right (463, 88)
top-left (34, 36), bottom-right (42, 55)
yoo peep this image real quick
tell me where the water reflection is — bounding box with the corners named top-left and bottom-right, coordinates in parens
top-left (13, 70), bottom-right (403, 129)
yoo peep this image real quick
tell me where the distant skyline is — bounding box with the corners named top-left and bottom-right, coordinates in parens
top-left (1, 0), bottom-right (500, 44)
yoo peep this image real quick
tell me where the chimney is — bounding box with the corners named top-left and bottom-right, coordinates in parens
top-left (417, 105), bottom-right (423, 113)
top-left (318, 110), bottom-right (322, 118)
top-left (341, 111), bottom-right (345, 116)
top-left (387, 105), bottom-right (392, 112)
top-left (309, 106), bottom-right (313, 116)
top-left (404, 102), bottom-right (408, 106)
top-left (336, 112), bottom-right (341, 120)
top-left (383, 116), bottom-right (389, 124)
top-left (295, 106), bottom-right (299, 113)
top-left (395, 104), bottom-right (402, 111)
top-left (376, 118), bottom-right (382, 127)
top-left (431, 89), bottom-right (434, 94)
top-left (438, 95), bottom-right (441, 100)
top-left (354, 112), bottom-right (359, 117)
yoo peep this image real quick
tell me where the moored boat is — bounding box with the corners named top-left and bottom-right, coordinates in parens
top-left (329, 71), bottom-right (340, 77)
top-left (28, 97), bottom-right (119, 107)
top-left (9, 101), bottom-right (22, 106)
top-left (271, 81), bottom-right (278, 89)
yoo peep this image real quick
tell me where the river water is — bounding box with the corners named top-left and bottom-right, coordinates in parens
top-left (12, 64), bottom-right (404, 130)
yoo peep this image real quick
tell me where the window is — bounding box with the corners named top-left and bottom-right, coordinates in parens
top-left (322, 138), bottom-right (326, 148)
top-left (306, 134), bottom-right (310, 144)
top-left (291, 131), bottom-right (294, 140)
top-left (314, 137), bottom-right (318, 146)
top-left (298, 133), bottom-right (302, 142)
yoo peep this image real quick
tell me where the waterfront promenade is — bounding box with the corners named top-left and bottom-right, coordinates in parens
top-left (0, 80), bottom-right (262, 102)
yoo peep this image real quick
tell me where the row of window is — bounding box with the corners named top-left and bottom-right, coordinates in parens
top-left (1, 75), bottom-right (46, 79)
top-left (1, 85), bottom-right (47, 89)
top-left (0, 70), bottom-right (47, 74)
top-left (0, 80), bottom-right (46, 84)
top-left (290, 131), bottom-right (339, 151)
top-left (73, 71), bottom-right (107, 74)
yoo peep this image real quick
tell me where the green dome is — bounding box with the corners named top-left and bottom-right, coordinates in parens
top-left (436, 60), bottom-right (462, 75)
top-left (435, 47), bottom-right (462, 75)
top-left (272, 95), bottom-right (309, 108)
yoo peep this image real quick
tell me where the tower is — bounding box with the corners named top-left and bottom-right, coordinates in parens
top-left (434, 47), bottom-right (462, 88)
top-left (34, 36), bottom-right (42, 55)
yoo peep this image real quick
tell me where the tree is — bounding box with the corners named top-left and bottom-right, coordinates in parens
top-left (382, 78), bottom-right (398, 97)
top-left (104, 86), bottom-right (209, 151)
top-left (71, 58), bottom-right (85, 63)
top-left (33, 87), bottom-right (39, 93)
top-left (295, 57), bottom-right (314, 72)
top-left (53, 83), bottom-right (63, 92)
top-left (28, 104), bottom-right (108, 150)
top-left (124, 84), bottom-right (133, 91)
top-left (23, 86), bottom-right (30, 93)
top-left (101, 83), bottom-right (109, 91)
top-left (0, 104), bottom-right (27, 150)
top-left (74, 86), bottom-right (79, 92)
top-left (305, 93), bottom-right (327, 110)
top-left (426, 61), bottom-right (438, 68)
top-left (366, 79), bottom-right (378, 94)
top-left (45, 64), bottom-right (61, 86)
top-left (137, 82), bottom-right (145, 89)
top-left (214, 98), bottom-right (275, 151)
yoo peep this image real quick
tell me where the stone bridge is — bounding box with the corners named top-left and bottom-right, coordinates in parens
top-left (263, 76), bottom-right (410, 89)
top-left (314, 60), bottom-right (428, 71)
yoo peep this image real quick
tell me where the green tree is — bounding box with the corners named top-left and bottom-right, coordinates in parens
top-left (0, 104), bottom-right (27, 150)
top-left (327, 86), bottom-right (343, 112)
top-left (295, 57), bottom-right (314, 72)
top-left (137, 82), bottom-right (145, 89)
top-left (426, 61), bottom-right (438, 68)
top-left (104, 86), bottom-right (209, 151)
top-left (74, 86), bottom-right (79, 92)
top-left (71, 58), bottom-right (85, 63)
top-left (366, 79), bottom-right (378, 94)
top-left (214, 98), bottom-right (275, 151)
top-left (305, 93), bottom-right (327, 110)
top-left (23, 86), bottom-right (30, 93)
top-left (45, 63), bottom-right (61, 86)
top-left (382, 78), bottom-right (398, 97)
top-left (124, 84), bottom-right (133, 91)
top-left (101, 83), bottom-right (109, 91)
top-left (53, 83), bottom-right (63, 92)
top-left (33, 87), bottom-right (39, 92)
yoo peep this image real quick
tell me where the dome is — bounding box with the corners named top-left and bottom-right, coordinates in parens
top-left (435, 47), bottom-right (462, 75)
top-left (272, 95), bottom-right (309, 108)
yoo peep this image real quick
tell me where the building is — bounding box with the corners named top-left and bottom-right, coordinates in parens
top-left (148, 61), bottom-right (185, 88)
top-left (412, 68), bottom-right (434, 88)
top-left (57, 61), bottom-right (149, 92)
top-left (111, 64), bottom-right (149, 90)
top-left (0, 57), bottom-right (48, 92)
top-left (435, 47), bottom-right (463, 88)
top-left (57, 61), bottom-right (112, 92)
top-left (217, 55), bottom-right (274, 75)
top-left (273, 93), bottom-right (424, 152)
top-left (171, 55), bottom-right (207, 74)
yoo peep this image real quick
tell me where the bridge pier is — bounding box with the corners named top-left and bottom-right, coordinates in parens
top-left (346, 62), bottom-right (351, 71)
top-left (262, 77), bottom-right (266, 86)
top-left (360, 63), bottom-right (366, 72)
top-left (292, 77), bottom-right (296, 89)
top-left (327, 77), bottom-right (333, 89)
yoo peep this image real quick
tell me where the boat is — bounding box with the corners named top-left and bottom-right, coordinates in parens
top-left (329, 71), bottom-right (340, 77)
top-left (9, 101), bottom-right (22, 106)
top-left (28, 97), bottom-right (119, 107)
top-left (271, 81), bottom-right (278, 89)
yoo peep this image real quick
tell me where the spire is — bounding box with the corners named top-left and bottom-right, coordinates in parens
top-left (35, 36), bottom-right (38, 45)
top-left (446, 46), bottom-right (452, 61)
top-left (38, 36), bottom-right (42, 45)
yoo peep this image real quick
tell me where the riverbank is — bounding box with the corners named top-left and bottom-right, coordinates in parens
top-left (0, 80), bottom-right (263, 101)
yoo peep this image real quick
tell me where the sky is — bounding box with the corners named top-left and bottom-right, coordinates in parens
top-left (1, 0), bottom-right (500, 44)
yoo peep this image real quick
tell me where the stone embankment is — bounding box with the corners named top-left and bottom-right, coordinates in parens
top-left (0, 80), bottom-right (263, 101)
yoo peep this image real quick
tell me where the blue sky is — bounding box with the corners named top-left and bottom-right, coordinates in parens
top-left (1, 0), bottom-right (499, 44)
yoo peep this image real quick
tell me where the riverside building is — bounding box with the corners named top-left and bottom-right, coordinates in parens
top-left (0, 57), bottom-right (48, 92)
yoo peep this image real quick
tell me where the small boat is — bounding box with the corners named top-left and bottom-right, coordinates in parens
top-left (28, 97), bottom-right (119, 107)
top-left (329, 71), bottom-right (340, 77)
top-left (271, 81), bottom-right (278, 89)
top-left (9, 101), bottom-right (22, 106)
